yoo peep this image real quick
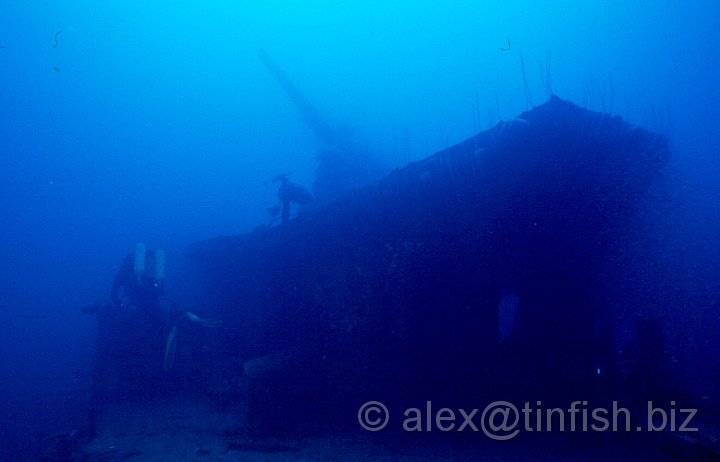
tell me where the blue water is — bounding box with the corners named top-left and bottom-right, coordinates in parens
top-left (1, 1), bottom-right (719, 460)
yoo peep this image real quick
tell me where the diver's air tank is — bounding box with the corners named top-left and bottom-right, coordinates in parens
top-left (154, 249), bottom-right (165, 281)
top-left (134, 243), bottom-right (146, 281)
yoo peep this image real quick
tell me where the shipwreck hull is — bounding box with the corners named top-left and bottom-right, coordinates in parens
top-left (187, 96), bottom-right (670, 432)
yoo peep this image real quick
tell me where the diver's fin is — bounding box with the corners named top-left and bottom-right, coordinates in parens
top-left (163, 325), bottom-right (178, 371)
top-left (184, 311), bottom-right (223, 328)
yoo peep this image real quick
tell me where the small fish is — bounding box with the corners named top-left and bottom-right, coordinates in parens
top-left (53, 66), bottom-right (60, 72)
top-left (53, 30), bottom-right (62, 48)
top-left (500, 38), bottom-right (511, 52)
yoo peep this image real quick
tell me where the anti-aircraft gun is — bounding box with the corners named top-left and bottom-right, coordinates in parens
top-left (258, 49), bottom-right (382, 205)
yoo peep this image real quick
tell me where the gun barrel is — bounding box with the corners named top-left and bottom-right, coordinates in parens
top-left (258, 49), bottom-right (336, 145)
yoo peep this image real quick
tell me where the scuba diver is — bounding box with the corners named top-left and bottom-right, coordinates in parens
top-left (81, 243), bottom-right (222, 444)
top-left (111, 243), bottom-right (164, 313)
top-left (95, 245), bottom-right (221, 395)
top-left (272, 173), bottom-right (313, 224)
top-left (110, 243), bottom-right (221, 368)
